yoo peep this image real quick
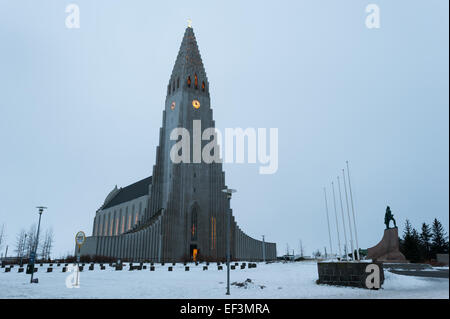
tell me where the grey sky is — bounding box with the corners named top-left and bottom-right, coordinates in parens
top-left (0, 0), bottom-right (448, 258)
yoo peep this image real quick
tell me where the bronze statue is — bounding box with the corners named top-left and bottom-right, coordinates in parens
top-left (384, 206), bottom-right (397, 229)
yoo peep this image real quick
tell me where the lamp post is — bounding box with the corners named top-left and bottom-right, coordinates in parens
top-left (222, 187), bottom-right (236, 296)
top-left (30, 206), bottom-right (47, 283)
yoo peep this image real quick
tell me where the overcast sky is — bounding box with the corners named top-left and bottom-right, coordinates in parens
top-left (0, 0), bottom-right (448, 258)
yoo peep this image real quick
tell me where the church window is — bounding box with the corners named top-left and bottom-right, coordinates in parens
top-left (177, 77), bottom-right (180, 88)
top-left (211, 217), bottom-right (216, 250)
top-left (109, 213), bottom-right (113, 236)
top-left (103, 216), bottom-right (107, 236)
top-left (172, 80), bottom-right (175, 93)
top-left (194, 74), bottom-right (198, 89)
top-left (191, 206), bottom-right (198, 241)
top-left (187, 76), bottom-right (191, 87)
top-left (202, 81), bottom-right (205, 92)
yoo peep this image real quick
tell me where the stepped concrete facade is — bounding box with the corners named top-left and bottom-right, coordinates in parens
top-left (79, 26), bottom-right (277, 262)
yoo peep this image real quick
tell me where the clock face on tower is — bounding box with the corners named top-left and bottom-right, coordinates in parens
top-left (192, 99), bottom-right (200, 109)
top-left (171, 101), bottom-right (176, 110)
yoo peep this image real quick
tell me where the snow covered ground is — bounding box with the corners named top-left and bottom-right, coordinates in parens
top-left (0, 261), bottom-right (448, 299)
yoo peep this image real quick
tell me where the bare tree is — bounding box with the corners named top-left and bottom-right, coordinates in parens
top-left (15, 229), bottom-right (27, 258)
top-left (40, 228), bottom-right (54, 260)
top-left (313, 249), bottom-right (322, 258)
top-left (25, 224), bottom-right (38, 258)
top-left (299, 239), bottom-right (305, 258)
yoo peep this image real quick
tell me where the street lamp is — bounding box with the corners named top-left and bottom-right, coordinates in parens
top-left (30, 206), bottom-right (47, 284)
top-left (222, 187), bottom-right (236, 296)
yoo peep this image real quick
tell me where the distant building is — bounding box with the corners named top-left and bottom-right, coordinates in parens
top-left (79, 26), bottom-right (276, 262)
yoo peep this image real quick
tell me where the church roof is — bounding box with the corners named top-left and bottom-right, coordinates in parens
top-left (102, 176), bottom-right (152, 210)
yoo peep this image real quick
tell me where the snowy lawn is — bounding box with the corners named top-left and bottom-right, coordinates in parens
top-left (0, 261), bottom-right (448, 299)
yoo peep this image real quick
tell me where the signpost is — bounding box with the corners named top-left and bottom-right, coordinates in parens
top-left (75, 231), bottom-right (86, 287)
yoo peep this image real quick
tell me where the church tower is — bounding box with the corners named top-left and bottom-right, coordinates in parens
top-left (146, 26), bottom-right (229, 261)
top-left (79, 25), bottom-right (277, 263)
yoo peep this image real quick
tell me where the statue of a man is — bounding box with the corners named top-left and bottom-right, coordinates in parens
top-left (384, 206), bottom-right (397, 229)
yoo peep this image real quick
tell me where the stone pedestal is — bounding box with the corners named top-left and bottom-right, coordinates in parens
top-left (317, 262), bottom-right (384, 289)
top-left (367, 227), bottom-right (408, 262)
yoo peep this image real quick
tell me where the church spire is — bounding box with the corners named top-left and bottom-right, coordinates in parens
top-left (167, 26), bottom-right (209, 97)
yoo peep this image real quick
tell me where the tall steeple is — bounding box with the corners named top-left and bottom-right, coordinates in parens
top-left (166, 27), bottom-right (209, 98)
top-left (79, 25), bottom-right (277, 264)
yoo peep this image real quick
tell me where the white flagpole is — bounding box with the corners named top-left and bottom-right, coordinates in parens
top-left (337, 176), bottom-right (349, 260)
top-left (342, 169), bottom-right (355, 261)
top-left (323, 187), bottom-right (333, 258)
top-left (346, 161), bottom-right (360, 261)
top-left (331, 182), bottom-right (342, 259)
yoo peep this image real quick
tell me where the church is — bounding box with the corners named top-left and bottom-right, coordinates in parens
top-left (79, 25), bottom-right (277, 262)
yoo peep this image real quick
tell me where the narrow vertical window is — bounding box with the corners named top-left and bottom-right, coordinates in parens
top-left (194, 74), bottom-right (198, 89)
top-left (202, 81), bottom-right (205, 92)
top-left (187, 76), bottom-right (191, 87)
top-left (191, 206), bottom-right (198, 241)
top-left (177, 77), bottom-right (180, 88)
top-left (99, 216), bottom-right (103, 236)
top-left (110, 213), bottom-right (113, 236)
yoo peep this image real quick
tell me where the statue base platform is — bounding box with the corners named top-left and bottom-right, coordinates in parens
top-left (367, 227), bottom-right (408, 263)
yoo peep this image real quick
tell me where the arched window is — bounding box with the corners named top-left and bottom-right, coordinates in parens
top-left (194, 74), bottom-right (198, 89)
top-left (191, 206), bottom-right (198, 241)
top-left (177, 77), bottom-right (180, 89)
top-left (202, 81), bottom-right (205, 92)
top-left (172, 80), bottom-right (175, 93)
top-left (187, 76), bottom-right (191, 87)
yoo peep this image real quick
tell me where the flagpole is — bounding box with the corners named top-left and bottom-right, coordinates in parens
top-left (346, 161), bottom-right (360, 261)
top-left (337, 176), bottom-right (349, 260)
top-left (323, 187), bottom-right (333, 258)
top-left (331, 182), bottom-right (342, 259)
top-left (342, 169), bottom-right (355, 261)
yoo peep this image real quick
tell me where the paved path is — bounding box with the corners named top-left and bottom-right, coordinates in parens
top-left (389, 269), bottom-right (449, 279)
